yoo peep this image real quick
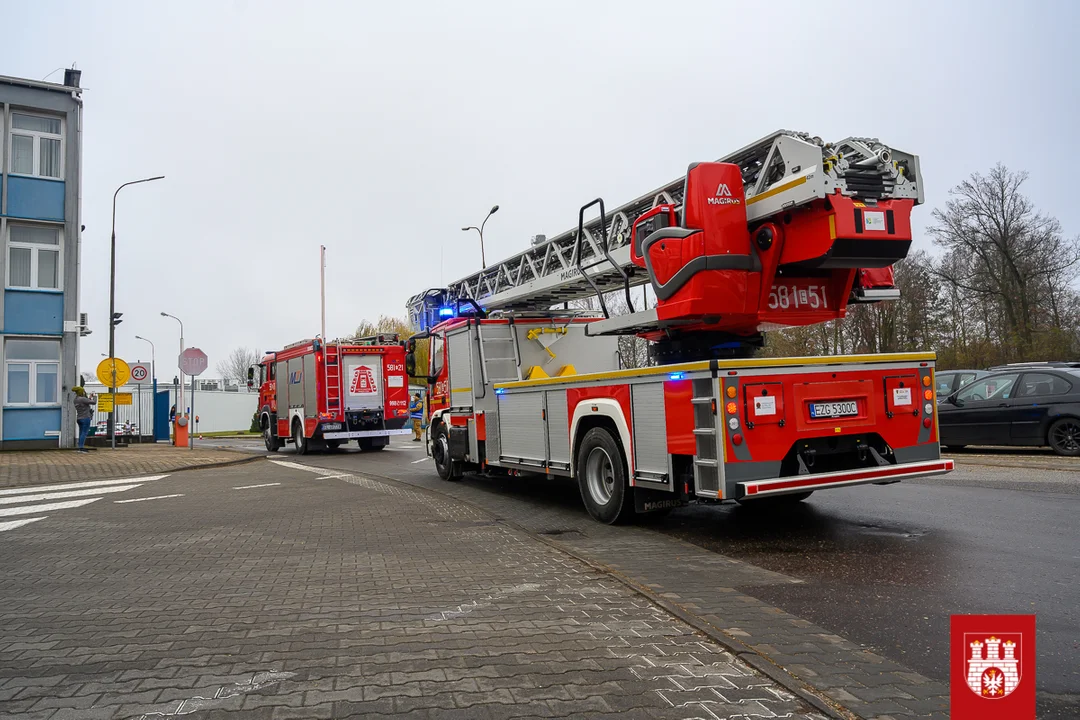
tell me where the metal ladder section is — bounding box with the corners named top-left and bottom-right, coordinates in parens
top-left (476, 321), bottom-right (522, 389)
top-left (324, 344), bottom-right (341, 415)
top-left (691, 378), bottom-right (722, 498)
top-left (405, 129), bottom-right (922, 321)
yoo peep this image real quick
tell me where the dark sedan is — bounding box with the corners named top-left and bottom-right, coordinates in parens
top-left (938, 368), bottom-right (1080, 456)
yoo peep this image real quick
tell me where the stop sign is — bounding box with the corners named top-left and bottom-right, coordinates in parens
top-left (180, 347), bottom-right (209, 377)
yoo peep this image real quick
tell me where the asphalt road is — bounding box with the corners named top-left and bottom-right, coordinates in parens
top-left (225, 438), bottom-right (1080, 717)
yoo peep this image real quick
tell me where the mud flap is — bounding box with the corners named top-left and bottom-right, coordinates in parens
top-left (633, 486), bottom-right (687, 514)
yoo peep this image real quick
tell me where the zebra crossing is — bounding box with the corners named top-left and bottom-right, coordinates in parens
top-left (0, 475), bottom-right (169, 533)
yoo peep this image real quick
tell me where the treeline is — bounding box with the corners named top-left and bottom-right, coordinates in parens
top-left (762, 165), bottom-right (1080, 368)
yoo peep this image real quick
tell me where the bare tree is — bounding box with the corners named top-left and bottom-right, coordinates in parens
top-left (216, 347), bottom-right (262, 384)
top-left (928, 164), bottom-right (1080, 359)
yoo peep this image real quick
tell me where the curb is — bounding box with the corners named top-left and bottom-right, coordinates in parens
top-left (300, 460), bottom-right (855, 720)
top-left (168, 453), bottom-right (266, 474)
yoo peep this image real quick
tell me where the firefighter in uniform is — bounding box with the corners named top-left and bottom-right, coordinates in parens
top-left (409, 393), bottom-right (424, 441)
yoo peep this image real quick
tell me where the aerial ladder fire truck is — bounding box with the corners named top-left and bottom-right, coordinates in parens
top-left (405, 130), bottom-right (954, 523)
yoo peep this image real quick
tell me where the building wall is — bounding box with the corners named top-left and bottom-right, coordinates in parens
top-left (0, 75), bottom-right (83, 449)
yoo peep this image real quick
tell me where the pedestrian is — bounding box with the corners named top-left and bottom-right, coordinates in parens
top-left (72, 387), bottom-right (96, 453)
top-left (409, 392), bottom-right (424, 441)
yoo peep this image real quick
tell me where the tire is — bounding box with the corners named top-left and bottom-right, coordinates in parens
top-left (263, 423), bottom-right (281, 453)
top-left (357, 438), bottom-right (387, 452)
top-left (326, 440), bottom-right (341, 451)
top-left (1048, 417), bottom-right (1080, 457)
top-left (575, 427), bottom-right (634, 525)
top-left (292, 420), bottom-right (309, 456)
top-left (737, 491), bottom-right (813, 507)
top-left (432, 424), bottom-right (462, 481)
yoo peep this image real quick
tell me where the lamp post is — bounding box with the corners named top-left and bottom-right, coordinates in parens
top-left (461, 204), bottom-right (499, 270)
top-left (161, 312), bottom-right (184, 444)
top-left (109, 175), bottom-right (164, 449)
top-left (135, 335), bottom-right (157, 442)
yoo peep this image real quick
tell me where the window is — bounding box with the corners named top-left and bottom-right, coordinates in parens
top-left (936, 373), bottom-right (956, 394)
top-left (956, 373), bottom-right (1019, 402)
top-left (430, 335), bottom-right (445, 376)
top-left (1017, 373), bottom-right (1073, 398)
top-left (4, 339), bottom-right (60, 406)
top-left (9, 112), bottom-right (63, 178)
top-left (7, 224), bottom-right (61, 290)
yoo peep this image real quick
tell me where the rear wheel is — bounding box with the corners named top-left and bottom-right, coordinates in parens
top-left (1048, 418), bottom-right (1080, 457)
top-left (292, 420), bottom-right (309, 456)
top-left (263, 422), bottom-right (281, 453)
top-left (326, 440), bottom-right (342, 451)
top-left (576, 427), bottom-right (633, 524)
top-left (358, 438), bottom-right (387, 452)
top-left (433, 424), bottom-right (462, 481)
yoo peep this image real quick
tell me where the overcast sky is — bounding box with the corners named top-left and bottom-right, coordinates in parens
top-left (3, 0), bottom-right (1078, 380)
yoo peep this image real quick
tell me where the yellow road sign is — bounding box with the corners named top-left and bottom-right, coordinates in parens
top-left (97, 393), bottom-right (133, 412)
top-left (96, 358), bottom-right (131, 388)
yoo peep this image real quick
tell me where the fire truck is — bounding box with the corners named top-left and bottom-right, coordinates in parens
top-left (252, 334), bottom-right (411, 454)
top-left (405, 130), bottom-right (953, 523)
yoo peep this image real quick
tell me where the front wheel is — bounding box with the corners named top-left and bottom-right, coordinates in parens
top-left (575, 427), bottom-right (633, 524)
top-left (432, 424), bottom-right (462, 481)
top-left (1048, 418), bottom-right (1080, 457)
top-left (293, 420), bottom-right (309, 456)
top-left (263, 423), bottom-right (281, 453)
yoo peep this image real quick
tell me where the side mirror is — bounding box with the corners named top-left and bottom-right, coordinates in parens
top-left (406, 339), bottom-right (416, 353)
top-left (247, 367), bottom-right (255, 381)
top-left (405, 353), bottom-right (416, 377)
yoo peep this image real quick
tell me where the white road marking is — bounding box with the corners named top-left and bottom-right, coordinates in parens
top-left (411, 457), bottom-right (431, 464)
top-left (0, 474), bottom-right (167, 497)
top-left (269, 460), bottom-right (317, 472)
top-left (233, 483), bottom-right (281, 490)
top-left (0, 484), bottom-right (141, 506)
top-left (114, 494), bottom-right (184, 504)
top-left (315, 474), bottom-right (352, 480)
top-left (0, 498), bottom-right (99, 517)
top-left (0, 516), bottom-right (48, 533)
top-left (132, 671), bottom-right (296, 719)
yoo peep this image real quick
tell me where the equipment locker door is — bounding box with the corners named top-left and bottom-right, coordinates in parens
top-left (344, 354), bottom-right (384, 411)
top-left (447, 329), bottom-right (476, 409)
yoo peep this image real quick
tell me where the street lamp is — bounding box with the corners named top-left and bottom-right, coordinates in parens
top-left (134, 335), bottom-right (156, 385)
top-left (134, 336), bottom-right (157, 441)
top-left (461, 204), bottom-right (499, 269)
top-left (161, 312), bottom-right (184, 444)
top-left (109, 175), bottom-right (164, 449)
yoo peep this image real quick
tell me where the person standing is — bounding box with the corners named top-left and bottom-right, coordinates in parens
top-left (409, 392), bottom-right (424, 441)
top-left (72, 387), bottom-right (97, 453)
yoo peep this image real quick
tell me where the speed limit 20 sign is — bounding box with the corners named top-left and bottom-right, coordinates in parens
top-left (129, 363), bottom-right (151, 384)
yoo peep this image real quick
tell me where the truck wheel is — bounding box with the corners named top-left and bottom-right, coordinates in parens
top-left (263, 424), bottom-right (281, 453)
top-left (358, 438), bottom-right (386, 452)
top-left (433, 424), bottom-right (462, 481)
top-left (576, 427), bottom-right (633, 524)
top-left (326, 440), bottom-right (341, 451)
top-left (1048, 417), bottom-right (1080, 456)
top-left (292, 420), bottom-right (309, 456)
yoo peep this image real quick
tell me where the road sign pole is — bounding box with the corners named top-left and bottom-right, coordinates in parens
top-left (190, 380), bottom-right (195, 450)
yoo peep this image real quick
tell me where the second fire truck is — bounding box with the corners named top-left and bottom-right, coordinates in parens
top-left (251, 334), bottom-right (411, 454)
top-left (406, 130), bottom-right (953, 523)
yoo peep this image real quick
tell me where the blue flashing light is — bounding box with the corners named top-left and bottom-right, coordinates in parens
top-left (669, 372), bottom-right (686, 380)
top-left (438, 306), bottom-right (455, 317)
top-left (495, 388), bottom-right (506, 395)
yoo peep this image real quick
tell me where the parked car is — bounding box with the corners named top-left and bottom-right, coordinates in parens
top-left (938, 368), bottom-right (1080, 456)
top-left (934, 369), bottom-right (988, 401)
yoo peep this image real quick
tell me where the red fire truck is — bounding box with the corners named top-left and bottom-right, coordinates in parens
top-left (251, 334), bottom-right (411, 454)
top-left (405, 130), bottom-right (953, 523)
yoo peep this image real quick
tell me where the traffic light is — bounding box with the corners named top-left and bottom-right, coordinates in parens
top-left (112, 312), bottom-right (123, 326)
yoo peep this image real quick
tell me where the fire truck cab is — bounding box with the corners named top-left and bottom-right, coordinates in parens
top-left (253, 335), bottom-right (411, 454)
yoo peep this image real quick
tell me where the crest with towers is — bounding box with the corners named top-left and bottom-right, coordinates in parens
top-left (964, 633), bottom-right (1022, 698)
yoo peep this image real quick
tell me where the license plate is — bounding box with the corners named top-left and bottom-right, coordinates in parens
top-left (321, 422), bottom-right (343, 431)
top-left (768, 281), bottom-right (830, 310)
top-left (809, 401), bottom-right (858, 418)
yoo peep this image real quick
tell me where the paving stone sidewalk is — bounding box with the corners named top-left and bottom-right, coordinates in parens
top-left (0, 460), bottom-right (828, 719)
top-left (307, 455), bottom-right (952, 720)
top-left (0, 444), bottom-right (257, 489)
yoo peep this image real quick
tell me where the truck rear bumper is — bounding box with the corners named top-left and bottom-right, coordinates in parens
top-left (323, 428), bottom-right (413, 440)
top-left (739, 459), bottom-right (954, 498)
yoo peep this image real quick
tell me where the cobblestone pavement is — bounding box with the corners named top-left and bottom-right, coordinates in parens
top-left (0, 460), bottom-right (827, 719)
top-left (0, 444), bottom-right (256, 489)
top-left (294, 446), bottom-right (957, 720)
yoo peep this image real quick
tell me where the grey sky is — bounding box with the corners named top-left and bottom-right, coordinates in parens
top-left (2, 0), bottom-right (1078, 381)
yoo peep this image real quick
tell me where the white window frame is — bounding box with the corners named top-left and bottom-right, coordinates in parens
top-left (4, 341), bottom-right (62, 407)
top-left (7, 110), bottom-right (65, 179)
top-left (6, 222), bottom-right (64, 291)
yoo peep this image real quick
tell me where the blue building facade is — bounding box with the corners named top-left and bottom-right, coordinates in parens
top-left (0, 70), bottom-right (83, 449)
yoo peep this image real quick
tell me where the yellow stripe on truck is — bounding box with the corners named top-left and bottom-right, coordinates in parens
top-left (746, 175), bottom-right (808, 206)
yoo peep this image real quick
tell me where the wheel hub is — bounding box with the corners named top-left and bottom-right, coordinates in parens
top-left (585, 447), bottom-right (616, 505)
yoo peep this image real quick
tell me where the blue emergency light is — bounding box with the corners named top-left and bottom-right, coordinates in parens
top-left (668, 372), bottom-right (686, 380)
top-left (438, 307), bottom-right (455, 317)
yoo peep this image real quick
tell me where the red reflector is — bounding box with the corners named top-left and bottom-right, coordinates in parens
top-left (733, 433), bottom-right (743, 445)
top-left (727, 370), bottom-right (738, 376)
top-left (922, 418), bottom-right (932, 428)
